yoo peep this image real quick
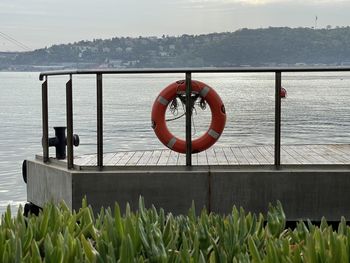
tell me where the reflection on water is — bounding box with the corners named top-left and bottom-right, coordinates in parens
top-left (1, 71), bottom-right (350, 214)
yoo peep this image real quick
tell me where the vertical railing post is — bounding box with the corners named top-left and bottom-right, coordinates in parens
top-left (185, 72), bottom-right (192, 166)
top-left (97, 73), bottom-right (103, 169)
top-left (274, 71), bottom-right (282, 166)
top-left (66, 75), bottom-right (74, 169)
top-left (42, 76), bottom-right (49, 162)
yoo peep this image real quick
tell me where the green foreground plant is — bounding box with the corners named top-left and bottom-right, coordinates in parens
top-left (1, 198), bottom-right (350, 262)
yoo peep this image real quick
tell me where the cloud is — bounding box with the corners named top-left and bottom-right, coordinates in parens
top-left (2, 0), bottom-right (350, 51)
top-left (189, 0), bottom-right (348, 5)
top-left (232, 0), bottom-right (283, 4)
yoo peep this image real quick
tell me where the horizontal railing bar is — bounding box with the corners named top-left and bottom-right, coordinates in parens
top-left (39, 66), bottom-right (350, 80)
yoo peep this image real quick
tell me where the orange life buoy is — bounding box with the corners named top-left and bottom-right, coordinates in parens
top-left (151, 80), bottom-right (226, 153)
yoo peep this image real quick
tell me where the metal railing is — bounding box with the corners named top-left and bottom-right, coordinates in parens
top-left (39, 67), bottom-right (350, 169)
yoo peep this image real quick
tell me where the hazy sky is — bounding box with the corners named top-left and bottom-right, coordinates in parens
top-left (1, 0), bottom-right (350, 51)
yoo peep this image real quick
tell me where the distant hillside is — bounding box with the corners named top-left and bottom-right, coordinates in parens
top-left (2, 27), bottom-right (350, 71)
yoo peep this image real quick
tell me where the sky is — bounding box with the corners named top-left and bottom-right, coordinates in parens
top-left (1, 0), bottom-right (350, 51)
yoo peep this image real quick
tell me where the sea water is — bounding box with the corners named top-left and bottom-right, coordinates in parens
top-left (1, 71), bottom-right (350, 214)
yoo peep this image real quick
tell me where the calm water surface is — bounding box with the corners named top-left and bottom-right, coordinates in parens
top-left (1, 71), bottom-right (350, 214)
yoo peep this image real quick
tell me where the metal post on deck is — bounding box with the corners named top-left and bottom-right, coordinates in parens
top-left (42, 76), bottom-right (49, 162)
top-left (66, 75), bottom-right (74, 169)
top-left (96, 73), bottom-right (103, 169)
top-left (185, 72), bottom-right (192, 166)
top-left (274, 71), bottom-right (282, 166)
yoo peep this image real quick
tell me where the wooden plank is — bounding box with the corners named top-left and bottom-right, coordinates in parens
top-left (265, 144), bottom-right (293, 164)
top-left (231, 146), bottom-right (249, 165)
top-left (103, 152), bottom-right (119, 165)
top-left (300, 145), bottom-right (330, 164)
top-left (177, 153), bottom-right (186, 166)
top-left (306, 145), bottom-right (343, 164)
top-left (191, 153), bottom-right (198, 166)
top-left (319, 145), bottom-right (350, 163)
top-left (167, 150), bottom-right (179, 165)
top-left (116, 152), bottom-right (135, 166)
top-left (74, 154), bottom-right (96, 166)
top-left (75, 152), bottom-right (114, 166)
top-left (107, 152), bottom-right (127, 165)
top-left (341, 144), bottom-right (350, 154)
top-left (158, 150), bottom-right (171, 165)
top-left (279, 146), bottom-right (301, 164)
top-left (282, 145), bottom-right (311, 164)
top-left (262, 145), bottom-right (275, 159)
top-left (87, 152), bottom-right (116, 166)
top-left (222, 147), bottom-right (239, 165)
top-left (65, 144), bottom-right (350, 168)
top-left (239, 146), bottom-right (259, 165)
top-left (206, 148), bottom-right (218, 165)
top-left (255, 146), bottom-right (274, 164)
top-left (329, 144), bottom-right (350, 156)
top-left (293, 145), bottom-right (318, 164)
top-left (302, 145), bottom-right (332, 164)
top-left (214, 148), bottom-right (228, 165)
top-left (197, 150), bottom-right (208, 165)
top-left (137, 151), bottom-right (153, 165)
top-left (147, 150), bottom-right (162, 165)
top-left (327, 145), bottom-right (350, 162)
top-left (126, 151), bottom-right (144, 165)
top-left (247, 146), bottom-right (270, 164)
top-left (286, 145), bottom-right (326, 164)
top-left (86, 154), bottom-right (100, 165)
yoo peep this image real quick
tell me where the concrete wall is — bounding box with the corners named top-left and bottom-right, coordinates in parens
top-left (210, 167), bottom-right (350, 221)
top-left (72, 170), bottom-right (208, 214)
top-left (27, 160), bottom-right (72, 208)
top-left (26, 159), bottom-right (350, 221)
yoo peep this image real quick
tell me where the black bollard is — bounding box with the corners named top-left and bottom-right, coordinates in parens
top-left (47, 126), bottom-right (79, 159)
top-left (24, 202), bottom-right (41, 217)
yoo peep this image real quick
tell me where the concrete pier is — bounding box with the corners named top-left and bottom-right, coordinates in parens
top-left (26, 152), bottom-right (350, 221)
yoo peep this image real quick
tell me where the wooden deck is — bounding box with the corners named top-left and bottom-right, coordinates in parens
top-left (71, 144), bottom-right (350, 167)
